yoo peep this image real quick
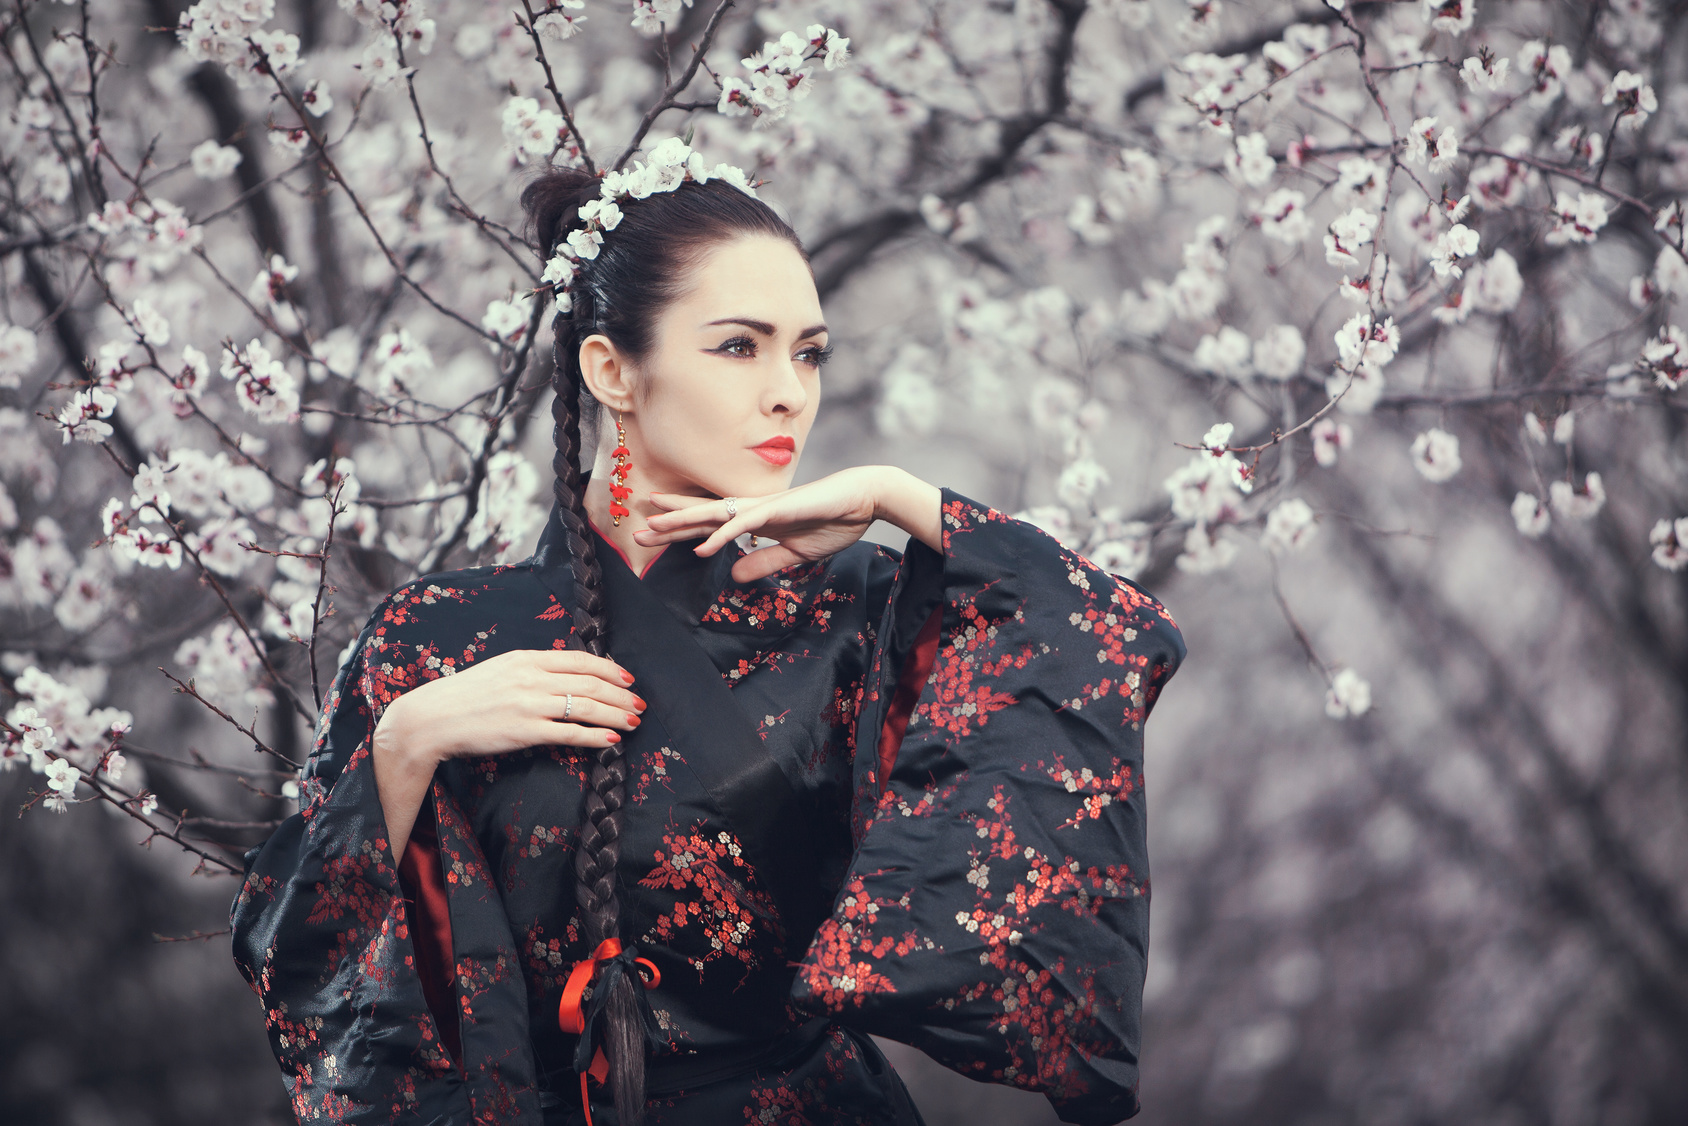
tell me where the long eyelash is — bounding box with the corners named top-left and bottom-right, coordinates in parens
top-left (711, 337), bottom-right (831, 365)
top-left (713, 335), bottom-right (756, 356)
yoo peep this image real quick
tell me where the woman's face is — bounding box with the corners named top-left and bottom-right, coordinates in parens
top-left (580, 233), bottom-right (827, 505)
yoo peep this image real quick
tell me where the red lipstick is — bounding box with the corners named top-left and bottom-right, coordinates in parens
top-left (751, 435), bottom-right (795, 466)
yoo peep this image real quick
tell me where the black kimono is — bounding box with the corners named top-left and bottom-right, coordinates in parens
top-left (231, 486), bottom-right (1186, 1126)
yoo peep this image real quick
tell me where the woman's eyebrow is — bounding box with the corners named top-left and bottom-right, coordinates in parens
top-left (703, 317), bottom-right (829, 339)
top-left (704, 316), bottom-right (776, 335)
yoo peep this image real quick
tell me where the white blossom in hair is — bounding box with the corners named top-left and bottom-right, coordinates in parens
top-left (539, 137), bottom-right (761, 304)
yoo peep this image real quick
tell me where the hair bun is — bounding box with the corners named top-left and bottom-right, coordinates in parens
top-left (522, 167), bottom-right (601, 258)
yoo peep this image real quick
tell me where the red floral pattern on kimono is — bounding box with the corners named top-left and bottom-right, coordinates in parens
top-left (231, 486), bottom-right (1183, 1125)
top-left (639, 821), bottom-right (778, 981)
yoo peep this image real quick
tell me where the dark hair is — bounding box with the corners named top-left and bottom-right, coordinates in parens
top-left (519, 165), bottom-right (804, 1126)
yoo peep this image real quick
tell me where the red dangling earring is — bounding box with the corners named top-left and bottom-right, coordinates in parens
top-left (608, 411), bottom-right (633, 526)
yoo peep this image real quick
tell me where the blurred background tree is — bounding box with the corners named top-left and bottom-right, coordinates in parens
top-left (2, 0), bottom-right (1685, 1122)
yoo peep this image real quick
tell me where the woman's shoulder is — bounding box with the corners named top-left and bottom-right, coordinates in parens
top-left (355, 558), bottom-right (552, 649)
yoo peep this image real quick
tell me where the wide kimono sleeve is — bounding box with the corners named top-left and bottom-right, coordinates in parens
top-left (230, 586), bottom-right (541, 1125)
top-left (790, 488), bottom-right (1187, 1125)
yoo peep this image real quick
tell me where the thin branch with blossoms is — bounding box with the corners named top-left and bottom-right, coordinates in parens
top-left (249, 41), bottom-right (503, 344)
top-left (515, 0), bottom-right (596, 173)
top-left (396, 33), bottom-right (540, 275)
top-left (612, 0), bottom-right (737, 172)
top-left (17, 747), bottom-right (248, 877)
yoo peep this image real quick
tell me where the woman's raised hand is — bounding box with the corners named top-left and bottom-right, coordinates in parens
top-left (373, 648), bottom-right (645, 766)
top-left (634, 465), bottom-right (943, 584)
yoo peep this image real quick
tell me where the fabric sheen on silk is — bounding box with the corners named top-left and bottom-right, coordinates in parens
top-left (231, 486), bottom-right (1186, 1126)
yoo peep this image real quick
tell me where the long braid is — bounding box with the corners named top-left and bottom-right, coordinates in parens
top-left (550, 298), bottom-right (647, 1124)
top-left (522, 159), bottom-right (808, 1126)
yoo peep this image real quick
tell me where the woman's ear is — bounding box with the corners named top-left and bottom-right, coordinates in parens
top-left (578, 333), bottom-right (635, 412)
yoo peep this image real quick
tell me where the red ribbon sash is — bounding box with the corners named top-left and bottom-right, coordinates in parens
top-left (557, 938), bottom-right (660, 1126)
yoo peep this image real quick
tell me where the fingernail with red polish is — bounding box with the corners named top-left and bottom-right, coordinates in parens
top-left (607, 731), bottom-right (622, 743)
top-left (626, 713), bottom-right (641, 727)
top-left (621, 669), bottom-right (635, 684)
top-left (633, 695), bottom-right (647, 710)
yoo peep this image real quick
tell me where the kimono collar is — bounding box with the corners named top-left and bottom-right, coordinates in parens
top-left (530, 473), bottom-right (741, 628)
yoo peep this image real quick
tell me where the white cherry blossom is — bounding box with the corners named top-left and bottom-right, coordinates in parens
top-left (1459, 53), bottom-right (1508, 92)
top-left (1324, 667), bottom-right (1372, 718)
top-left (1410, 429), bottom-right (1461, 482)
top-left (1638, 325), bottom-right (1686, 391)
top-left (1550, 472), bottom-right (1606, 519)
top-left (190, 140), bottom-right (242, 179)
top-left (301, 78), bottom-right (334, 116)
top-left (1466, 250), bottom-right (1523, 313)
top-left (1175, 522), bottom-right (1239, 574)
top-left (1518, 40), bottom-right (1570, 104)
top-left (0, 324), bottom-right (38, 387)
top-left (1331, 158), bottom-right (1386, 211)
top-left (1226, 133), bottom-right (1275, 187)
top-left (1602, 70), bottom-right (1657, 132)
top-left (1312, 417), bottom-right (1352, 467)
top-left (1405, 116), bottom-right (1460, 174)
top-left (1252, 325), bottom-right (1305, 380)
top-left (1057, 459), bottom-right (1110, 508)
top-left (1257, 189), bottom-right (1312, 245)
top-left (1545, 192), bottom-right (1609, 246)
top-left (1194, 327), bottom-right (1254, 378)
top-left (1650, 517), bottom-right (1688, 571)
top-left (1262, 498), bottom-right (1318, 554)
top-left (1511, 492), bottom-right (1550, 538)
top-left (1324, 208), bottom-right (1378, 270)
top-left (1430, 224), bottom-right (1480, 278)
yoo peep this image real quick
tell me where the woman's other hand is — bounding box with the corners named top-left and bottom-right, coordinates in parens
top-left (633, 465), bottom-right (943, 584)
top-left (369, 648), bottom-right (645, 858)
top-left (374, 648), bottom-right (643, 765)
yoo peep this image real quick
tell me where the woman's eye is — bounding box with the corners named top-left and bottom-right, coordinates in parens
top-left (798, 344), bottom-right (835, 368)
top-left (718, 337), bottom-right (756, 358)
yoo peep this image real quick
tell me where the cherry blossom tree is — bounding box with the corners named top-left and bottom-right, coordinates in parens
top-left (2, 0), bottom-right (1685, 1121)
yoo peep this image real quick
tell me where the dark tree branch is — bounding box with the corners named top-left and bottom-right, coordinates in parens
top-left (146, 0), bottom-right (288, 257)
top-left (809, 0), bottom-right (1089, 298)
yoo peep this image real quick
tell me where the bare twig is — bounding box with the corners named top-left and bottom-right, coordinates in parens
top-left (158, 668), bottom-right (300, 769)
top-left (421, 293), bottom-right (550, 573)
top-left (154, 928), bottom-right (234, 942)
top-left (306, 477), bottom-right (344, 710)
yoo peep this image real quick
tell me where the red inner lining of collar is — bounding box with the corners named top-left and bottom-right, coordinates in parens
top-left (587, 515), bottom-right (668, 580)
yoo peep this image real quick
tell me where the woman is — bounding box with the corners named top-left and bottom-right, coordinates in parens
top-left (232, 141), bottom-right (1186, 1126)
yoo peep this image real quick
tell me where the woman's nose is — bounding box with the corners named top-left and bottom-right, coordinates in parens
top-left (765, 356), bottom-right (809, 417)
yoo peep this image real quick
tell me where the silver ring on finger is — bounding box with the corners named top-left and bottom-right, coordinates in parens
top-left (563, 693), bottom-right (573, 721)
top-left (723, 496), bottom-right (738, 517)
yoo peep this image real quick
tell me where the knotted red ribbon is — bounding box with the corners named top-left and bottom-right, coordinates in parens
top-left (558, 938), bottom-right (661, 1126)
